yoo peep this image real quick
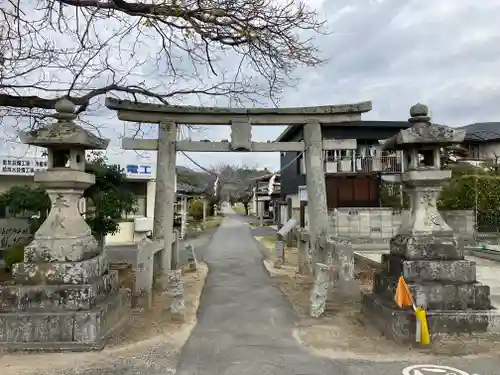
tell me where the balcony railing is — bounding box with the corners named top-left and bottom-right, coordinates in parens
top-left (324, 156), bottom-right (402, 174)
top-left (256, 184), bottom-right (281, 195)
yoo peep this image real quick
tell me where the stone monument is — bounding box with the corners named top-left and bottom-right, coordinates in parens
top-left (362, 103), bottom-right (499, 341)
top-left (0, 99), bottom-right (131, 351)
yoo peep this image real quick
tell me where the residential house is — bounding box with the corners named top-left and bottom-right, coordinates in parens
top-left (249, 173), bottom-right (281, 221)
top-left (458, 122), bottom-right (500, 165)
top-left (277, 121), bottom-right (410, 211)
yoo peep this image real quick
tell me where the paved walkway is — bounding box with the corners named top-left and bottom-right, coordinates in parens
top-left (176, 207), bottom-right (339, 375)
top-left (176, 207), bottom-right (500, 375)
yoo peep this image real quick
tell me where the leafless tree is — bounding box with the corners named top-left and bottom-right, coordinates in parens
top-left (210, 163), bottom-right (268, 209)
top-left (0, 0), bottom-right (325, 136)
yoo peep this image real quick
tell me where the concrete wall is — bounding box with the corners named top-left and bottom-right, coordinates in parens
top-left (282, 193), bottom-right (475, 244)
top-left (105, 221), bottom-right (136, 245)
top-left (332, 207), bottom-right (475, 244)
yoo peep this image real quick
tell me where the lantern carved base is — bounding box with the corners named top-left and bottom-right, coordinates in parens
top-left (361, 244), bottom-right (500, 342)
top-left (361, 292), bottom-right (500, 343)
top-left (0, 253), bottom-right (131, 351)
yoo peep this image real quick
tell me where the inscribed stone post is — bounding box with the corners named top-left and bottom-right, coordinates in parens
top-left (171, 229), bottom-right (180, 269)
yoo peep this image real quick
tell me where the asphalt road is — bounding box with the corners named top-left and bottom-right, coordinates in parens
top-left (175, 207), bottom-right (500, 375)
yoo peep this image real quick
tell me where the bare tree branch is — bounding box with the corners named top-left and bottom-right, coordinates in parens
top-left (0, 0), bottom-right (326, 136)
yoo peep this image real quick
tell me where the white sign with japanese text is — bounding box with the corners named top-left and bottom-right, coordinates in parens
top-left (0, 157), bottom-right (47, 176)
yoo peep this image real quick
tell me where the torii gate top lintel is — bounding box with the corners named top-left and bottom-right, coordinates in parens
top-left (105, 97), bottom-right (372, 125)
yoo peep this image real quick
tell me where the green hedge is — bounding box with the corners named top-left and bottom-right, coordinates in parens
top-left (438, 175), bottom-right (500, 227)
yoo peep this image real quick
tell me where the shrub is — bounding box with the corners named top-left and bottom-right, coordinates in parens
top-left (438, 174), bottom-right (500, 228)
top-left (4, 245), bottom-right (24, 271)
top-left (188, 199), bottom-right (205, 221)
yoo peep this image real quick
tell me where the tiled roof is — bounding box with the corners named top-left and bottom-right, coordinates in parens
top-left (458, 123), bottom-right (500, 142)
top-left (276, 121), bottom-right (409, 142)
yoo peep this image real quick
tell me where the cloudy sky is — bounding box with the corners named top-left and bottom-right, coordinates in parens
top-left (5, 0), bottom-right (500, 172)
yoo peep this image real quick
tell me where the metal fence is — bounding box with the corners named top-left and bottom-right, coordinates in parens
top-left (474, 225), bottom-right (500, 246)
top-left (324, 156), bottom-right (402, 174)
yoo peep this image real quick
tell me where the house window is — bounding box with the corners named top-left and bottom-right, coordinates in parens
top-left (356, 146), bottom-right (368, 157)
top-left (326, 150), bottom-right (356, 161)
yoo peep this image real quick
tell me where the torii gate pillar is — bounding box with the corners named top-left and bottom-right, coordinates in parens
top-left (303, 120), bottom-right (330, 265)
top-left (153, 121), bottom-right (177, 273)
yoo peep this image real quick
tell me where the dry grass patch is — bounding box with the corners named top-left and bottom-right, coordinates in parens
top-left (186, 215), bottom-right (223, 237)
top-left (260, 250), bottom-right (442, 360)
top-left (110, 262), bottom-right (208, 346)
top-left (264, 256), bottom-right (500, 359)
top-left (203, 215), bottom-right (223, 229)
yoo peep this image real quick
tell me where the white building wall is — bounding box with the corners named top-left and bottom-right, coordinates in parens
top-left (479, 142), bottom-right (500, 160)
top-left (0, 155), bottom-right (157, 247)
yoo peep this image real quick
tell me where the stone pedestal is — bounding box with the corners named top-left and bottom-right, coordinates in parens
top-left (0, 253), bottom-right (131, 351)
top-left (362, 103), bottom-right (500, 342)
top-left (0, 99), bottom-right (131, 351)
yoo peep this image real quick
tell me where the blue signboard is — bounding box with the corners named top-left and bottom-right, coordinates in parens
top-left (126, 164), bottom-right (152, 175)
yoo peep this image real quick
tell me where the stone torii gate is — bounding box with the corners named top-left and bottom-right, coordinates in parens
top-left (105, 98), bottom-right (371, 278)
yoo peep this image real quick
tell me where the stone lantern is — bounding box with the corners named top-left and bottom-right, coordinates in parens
top-left (0, 99), bottom-right (130, 351)
top-left (362, 103), bottom-right (499, 341)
